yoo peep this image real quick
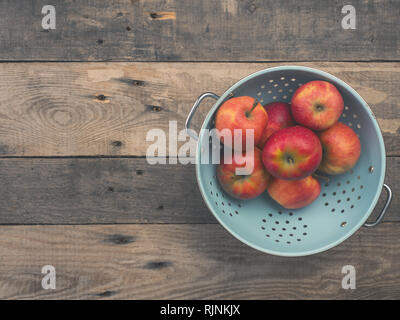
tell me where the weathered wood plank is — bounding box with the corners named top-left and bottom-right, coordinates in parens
top-left (0, 157), bottom-right (397, 224)
top-left (0, 62), bottom-right (398, 156)
top-left (0, 223), bottom-right (399, 299)
top-left (0, 0), bottom-right (399, 61)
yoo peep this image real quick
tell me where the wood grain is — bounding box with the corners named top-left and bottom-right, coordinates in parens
top-left (0, 157), bottom-right (397, 224)
top-left (0, 223), bottom-right (399, 299)
top-left (0, 0), bottom-right (398, 61)
top-left (0, 62), bottom-right (398, 156)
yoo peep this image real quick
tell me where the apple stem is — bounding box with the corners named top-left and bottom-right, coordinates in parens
top-left (312, 173), bottom-right (330, 183)
top-left (286, 156), bottom-right (294, 165)
top-left (246, 99), bottom-right (259, 117)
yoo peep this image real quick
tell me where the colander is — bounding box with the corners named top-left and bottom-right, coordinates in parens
top-left (186, 66), bottom-right (392, 257)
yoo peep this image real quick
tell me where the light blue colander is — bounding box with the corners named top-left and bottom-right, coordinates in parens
top-left (186, 66), bottom-right (392, 257)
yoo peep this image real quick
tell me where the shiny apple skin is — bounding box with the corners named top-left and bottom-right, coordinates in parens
top-left (262, 126), bottom-right (322, 180)
top-left (217, 148), bottom-right (270, 200)
top-left (318, 122), bottom-right (361, 175)
top-left (267, 175), bottom-right (321, 209)
top-left (291, 81), bottom-right (344, 131)
top-left (215, 96), bottom-right (268, 150)
top-left (258, 102), bottom-right (295, 149)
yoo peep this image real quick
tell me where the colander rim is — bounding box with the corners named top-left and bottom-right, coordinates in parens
top-left (195, 65), bottom-right (386, 257)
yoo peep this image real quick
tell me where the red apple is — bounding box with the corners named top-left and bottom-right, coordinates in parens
top-left (291, 80), bottom-right (344, 131)
top-left (267, 176), bottom-right (321, 209)
top-left (258, 102), bottom-right (295, 148)
top-left (318, 122), bottom-right (361, 175)
top-left (215, 96), bottom-right (268, 150)
top-left (262, 126), bottom-right (322, 180)
top-left (217, 148), bottom-right (270, 200)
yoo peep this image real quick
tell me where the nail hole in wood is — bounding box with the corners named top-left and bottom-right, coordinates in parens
top-left (150, 105), bottom-right (162, 112)
top-left (150, 12), bottom-right (160, 19)
top-left (111, 141), bottom-right (122, 147)
top-left (95, 290), bottom-right (118, 297)
top-left (144, 261), bottom-right (172, 269)
top-left (132, 79), bottom-right (145, 86)
top-left (248, 3), bottom-right (257, 13)
top-left (104, 234), bottom-right (136, 245)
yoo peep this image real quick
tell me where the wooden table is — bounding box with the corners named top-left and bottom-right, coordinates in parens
top-left (0, 0), bottom-right (399, 299)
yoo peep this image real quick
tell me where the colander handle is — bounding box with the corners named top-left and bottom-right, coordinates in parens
top-left (186, 92), bottom-right (219, 140)
top-left (364, 184), bottom-right (392, 228)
